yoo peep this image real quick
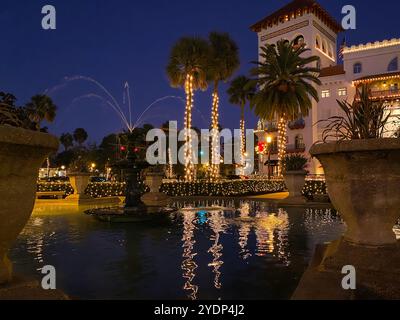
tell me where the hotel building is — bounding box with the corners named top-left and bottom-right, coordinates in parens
top-left (251, 0), bottom-right (400, 175)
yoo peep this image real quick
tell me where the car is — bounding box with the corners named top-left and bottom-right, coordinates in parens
top-left (90, 176), bottom-right (107, 183)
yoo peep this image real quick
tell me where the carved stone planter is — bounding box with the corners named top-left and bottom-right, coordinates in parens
top-left (66, 173), bottom-right (92, 200)
top-left (284, 170), bottom-right (307, 198)
top-left (0, 126), bottom-right (59, 284)
top-left (141, 172), bottom-right (170, 207)
top-left (293, 139), bottom-right (400, 299)
top-left (310, 139), bottom-right (400, 246)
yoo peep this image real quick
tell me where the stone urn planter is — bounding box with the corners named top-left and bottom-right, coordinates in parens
top-left (66, 173), bottom-right (92, 200)
top-left (141, 172), bottom-right (170, 207)
top-left (293, 139), bottom-right (400, 299)
top-left (310, 138), bottom-right (400, 246)
top-left (284, 170), bottom-right (307, 198)
top-left (0, 126), bottom-right (59, 284)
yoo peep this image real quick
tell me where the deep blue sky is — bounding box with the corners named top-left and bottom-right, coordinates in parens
top-left (1, 0), bottom-right (399, 143)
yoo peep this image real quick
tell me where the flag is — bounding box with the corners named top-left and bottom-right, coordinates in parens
top-left (338, 37), bottom-right (346, 60)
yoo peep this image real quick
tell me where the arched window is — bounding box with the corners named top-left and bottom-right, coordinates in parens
top-left (388, 57), bottom-right (398, 72)
top-left (294, 35), bottom-right (305, 47)
top-left (322, 40), bottom-right (327, 53)
top-left (315, 35), bottom-right (321, 49)
top-left (316, 58), bottom-right (321, 70)
top-left (283, 39), bottom-right (289, 45)
top-left (353, 63), bottom-right (362, 74)
top-left (328, 45), bottom-right (333, 58)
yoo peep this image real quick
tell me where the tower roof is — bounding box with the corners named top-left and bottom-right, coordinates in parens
top-left (250, 0), bottom-right (343, 34)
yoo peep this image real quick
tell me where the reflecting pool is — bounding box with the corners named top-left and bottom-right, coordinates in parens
top-left (10, 200), bottom-right (347, 300)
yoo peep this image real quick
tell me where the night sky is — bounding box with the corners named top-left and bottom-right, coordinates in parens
top-left (1, 0), bottom-right (399, 143)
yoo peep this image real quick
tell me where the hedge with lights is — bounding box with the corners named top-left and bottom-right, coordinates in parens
top-left (37, 182), bottom-right (133, 198)
top-left (160, 180), bottom-right (286, 197)
top-left (37, 182), bottom-right (74, 196)
top-left (302, 180), bottom-right (328, 200)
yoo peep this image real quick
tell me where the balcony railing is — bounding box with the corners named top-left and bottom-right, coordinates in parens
top-left (288, 118), bottom-right (306, 130)
top-left (287, 143), bottom-right (306, 153)
top-left (267, 143), bottom-right (305, 155)
top-left (356, 89), bottom-right (400, 100)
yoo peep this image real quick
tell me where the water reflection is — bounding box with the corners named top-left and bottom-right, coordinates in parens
top-left (11, 201), bottom-right (349, 300)
top-left (207, 210), bottom-right (227, 290)
top-left (238, 203), bottom-right (252, 260)
top-left (179, 202), bottom-right (294, 299)
top-left (181, 210), bottom-right (198, 300)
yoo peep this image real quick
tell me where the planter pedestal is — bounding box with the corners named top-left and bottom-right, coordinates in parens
top-left (293, 238), bottom-right (400, 299)
top-left (141, 173), bottom-right (170, 207)
top-left (294, 139), bottom-right (400, 299)
top-left (0, 126), bottom-right (59, 285)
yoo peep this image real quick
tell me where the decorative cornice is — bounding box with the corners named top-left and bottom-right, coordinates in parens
top-left (312, 20), bottom-right (335, 43)
top-left (344, 38), bottom-right (400, 54)
top-left (261, 20), bottom-right (309, 42)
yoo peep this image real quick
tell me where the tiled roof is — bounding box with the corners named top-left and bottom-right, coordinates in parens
top-left (319, 65), bottom-right (345, 77)
top-left (250, 0), bottom-right (343, 33)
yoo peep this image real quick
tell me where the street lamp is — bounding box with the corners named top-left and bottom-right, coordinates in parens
top-left (266, 136), bottom-right (272, 180)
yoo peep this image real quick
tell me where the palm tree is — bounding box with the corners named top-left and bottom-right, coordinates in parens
top-left (60, 133), bottom-right (74, 151)
top-left (166, 37), bottom-right (209, 181)
top-left (250, 40), bottom-right (321, 175)
top-left (207, 32), bottom-right (240, 181)
top-left (227, 76), bottom-right (256, 173)
top-left (25, 95), bottom-right (57, 130)
top-left (73, 128), bottom-right (88, 146)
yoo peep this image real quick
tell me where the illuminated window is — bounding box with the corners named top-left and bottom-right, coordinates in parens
top-left (338, 88), bottom-right (347, 96)
top-left (322, 40), bottom-right (327, 53)
top-left (353, 63), bottom-right (362, 74)
top-left (388, 57), bottom-right (398, 72)
top-left (321, 89), bottom-right (330, 98)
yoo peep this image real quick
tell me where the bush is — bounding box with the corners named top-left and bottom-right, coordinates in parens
top-left (302, 180), bottom-right (327, 200)
top-left (160, 180), bottom-right (286, 197)
top-left (37, 182), bottom-right (74, 196)
top-left (37, 181), bottom-right (128, 198)
top-left (283, 154), bottom-right (308, 171)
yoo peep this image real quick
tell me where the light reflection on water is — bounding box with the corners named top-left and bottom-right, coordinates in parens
top-left (11, 201), bottom-right (352, 300)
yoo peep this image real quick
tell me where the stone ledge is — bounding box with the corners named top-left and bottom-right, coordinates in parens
top-left (0, 276), bottom-right (69, 300)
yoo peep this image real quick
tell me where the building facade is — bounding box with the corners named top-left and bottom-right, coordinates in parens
top-left (251, 0), bottom-right (400, 175)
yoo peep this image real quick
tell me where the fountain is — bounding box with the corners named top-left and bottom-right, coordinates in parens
top-left (85, 144), bottom-right (175, 222)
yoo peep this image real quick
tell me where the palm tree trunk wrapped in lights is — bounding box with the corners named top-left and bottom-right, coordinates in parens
top-left (239, 107), bottom-right (246, 174)
top-left (168, 147), bottom-right (174, 178)
top-left (166, 37), bottom-right (209, 182)
top-left (210, 90), bottom-right (220, 181)
top-left (207, 32), bottom-right (240, 181)
top-left (184, 74), bottom-right (195, 182)
top-left (277, 117), bottom-right (287, 177)
top-left (250, 40), bottom-right (321, 176)
top-left (227, 76), bottom-right (256, 175)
